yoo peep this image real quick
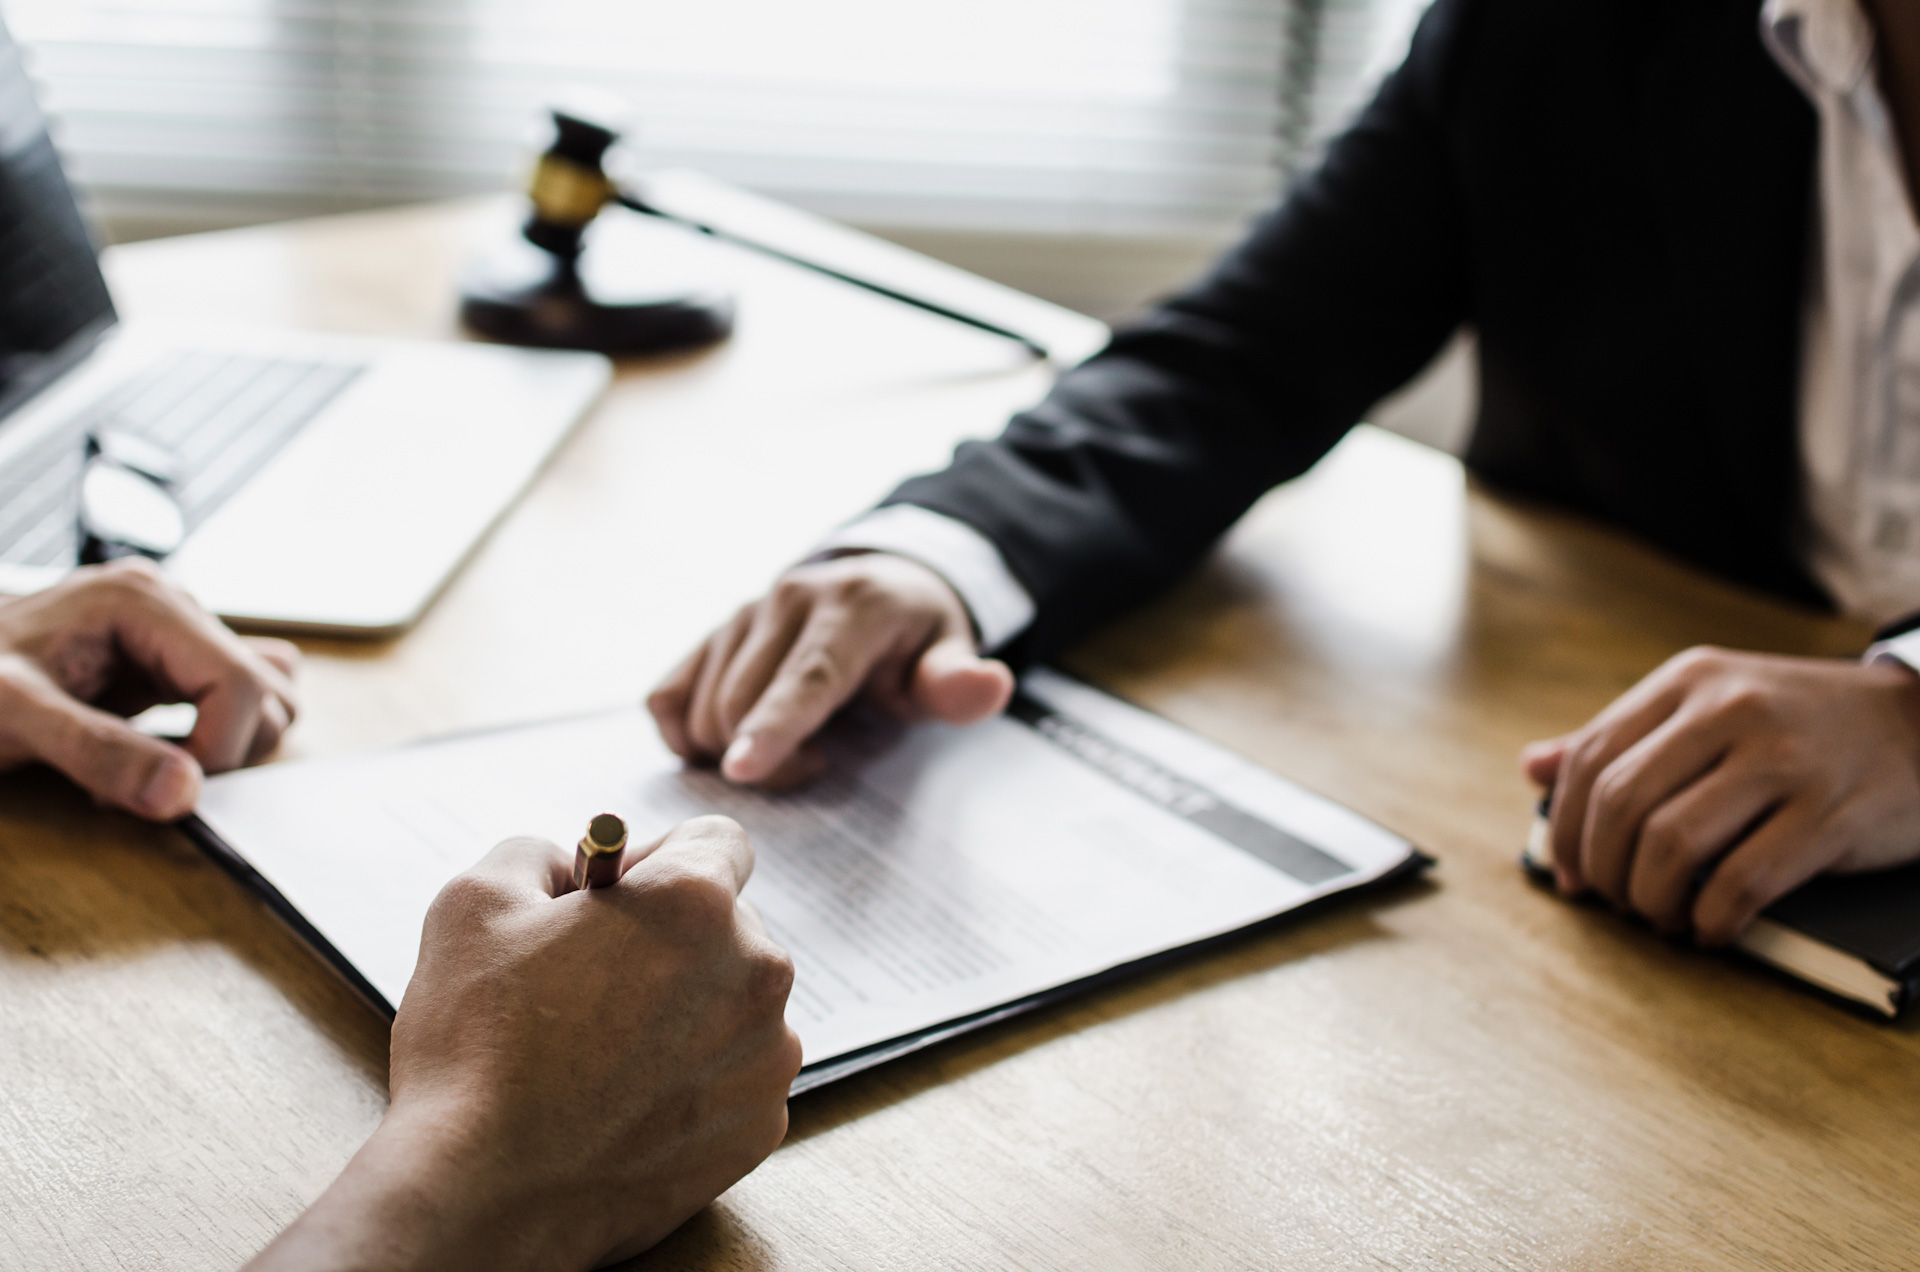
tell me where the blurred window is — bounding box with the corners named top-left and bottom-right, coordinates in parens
top-left (7, 0), bottom-right (1426, 242)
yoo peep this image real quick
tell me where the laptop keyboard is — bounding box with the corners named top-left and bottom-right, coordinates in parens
top-left (0, 350), bottom-right (365, 567)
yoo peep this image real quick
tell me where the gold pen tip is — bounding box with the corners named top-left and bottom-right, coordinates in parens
top-left (584, 812), bottom-right (628, 855)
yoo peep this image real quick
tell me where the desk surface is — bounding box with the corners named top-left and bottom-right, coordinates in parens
top-left (3, 196), bottom-right (1916, 1271)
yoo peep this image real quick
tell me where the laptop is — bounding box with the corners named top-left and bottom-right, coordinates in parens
top-left (0, 19), bottom-right (609, 635)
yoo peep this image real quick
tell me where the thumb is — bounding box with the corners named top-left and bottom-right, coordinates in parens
top-left (911, 631), bottom-right (1015, 725)
top-left (13, 676), bottom-right (203, 819)
top-left (1520, 736), bottom-right (1569, 789)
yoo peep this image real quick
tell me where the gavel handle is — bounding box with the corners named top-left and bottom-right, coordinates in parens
top-left (615, 191), bottom-right (1051, 361)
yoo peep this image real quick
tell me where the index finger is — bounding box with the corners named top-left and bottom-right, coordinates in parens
top-left (466, 835), bottom-right (573, 900)
top-left (106, 577), bottom-right (293, 772)
top-left (727, 608), bottom-right (894, 782)
top-left (622, 814), bottom-right (755, 896)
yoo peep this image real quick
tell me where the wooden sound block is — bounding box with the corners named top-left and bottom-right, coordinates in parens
top-left (459, 217), bottom-right (734, 355)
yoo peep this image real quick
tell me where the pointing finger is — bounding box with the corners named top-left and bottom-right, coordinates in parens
top-left (715, 601), bottom-right (810, 738)
top-left (723, 608), bottom-right (895, 784)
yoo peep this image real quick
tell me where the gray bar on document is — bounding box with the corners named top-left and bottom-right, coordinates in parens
top-left (1008, 692), bottom-right (1353, 886)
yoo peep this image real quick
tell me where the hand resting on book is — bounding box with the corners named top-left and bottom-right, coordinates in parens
top-left (1522, 647), bottom-right (1920, 945)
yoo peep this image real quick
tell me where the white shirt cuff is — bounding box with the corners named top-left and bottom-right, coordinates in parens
top-left (1867, 629), bottom-right (1920, 675)
top-left (813, 505), bottom-right (1036, 652)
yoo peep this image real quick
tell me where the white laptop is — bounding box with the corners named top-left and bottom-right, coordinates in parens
top-left (0, 21), bottom-right (608, 635)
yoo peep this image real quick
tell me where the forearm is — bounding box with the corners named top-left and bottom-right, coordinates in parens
top-left (249, 1105), bottom-right (586, 1272)
top-left (885, 0), bottom-right (1475, 660)
top-left (889, 323), bottom-right (1342, 659)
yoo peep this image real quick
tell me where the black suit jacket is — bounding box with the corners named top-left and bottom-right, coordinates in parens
top-left (886, 0), bottom-right (1821, 661)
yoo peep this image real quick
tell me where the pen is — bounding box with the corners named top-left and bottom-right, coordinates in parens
top-left (573, 812), bottom-right (628, 890)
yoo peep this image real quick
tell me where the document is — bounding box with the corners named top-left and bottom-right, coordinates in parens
top-left (192, 670), bottom-right (1425, 1090)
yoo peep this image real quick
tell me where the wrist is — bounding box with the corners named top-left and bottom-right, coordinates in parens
top-left (250, 1096), bottom-right (599, 1272)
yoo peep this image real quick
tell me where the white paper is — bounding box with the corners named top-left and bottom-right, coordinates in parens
top-left (196, 670), bottom-right (1417, 1069)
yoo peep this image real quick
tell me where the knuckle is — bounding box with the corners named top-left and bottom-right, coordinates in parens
top-left (825, 569), bottom-right (879, 608)
top-left (777, 1026), bottom-right (804, 1079)
top-left (1589, 764), bottom-right (1631, 815)
top-left (645, 685), bottom-right (682, 719)
top-left (103, 556), bottom-right (166, 587)
top-left (1563, 734), bottom-right (1607, 785)
top-left (647, 868), bottom-right (739, 934)
top-left (1637, 810), bottom-right (1687, 864)
top-left (1559, 741), bottom-right (1605, 803)
top-left (428, 870), bottom-right (511, 925)
top-left (1670, 645), bottom-right (1724, 679)
top-left (793, 648), bottom-right (844, 696)
top-left (1714, 681), bottom-right (1774, 725)
top-left (748, 947), bottom-right (797, 1008)
top-left (1760, 732), bottom-right (1806, 775)
top-left (770, 575), bottom-right (814, 610)
top-left (92, 557), bottom-right (168, 603)
top-left (1822, 804), bottom-right (1868, 850)
top-left (684, 812), bottom-right (746, 843)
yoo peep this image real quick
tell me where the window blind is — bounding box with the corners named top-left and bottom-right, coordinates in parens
top-left (4, 0), bottom-right (1428, 249)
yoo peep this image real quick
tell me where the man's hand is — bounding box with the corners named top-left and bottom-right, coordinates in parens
top-left (1522, 647), bottom-right (1920, 945)
top-left (649, 554), bottom-right (1015, 786)
top-left (250, 816), bottom-right (802, 1271)
top-left (0, 559), bottom-right (299, 819)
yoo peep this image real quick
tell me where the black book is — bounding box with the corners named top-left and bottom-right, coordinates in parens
top-left (1522, 810), bottom-right (1920, 1018)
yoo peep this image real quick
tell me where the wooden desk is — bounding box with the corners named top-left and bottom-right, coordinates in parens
top-left (3, 197), bottom-right (1916, 1270)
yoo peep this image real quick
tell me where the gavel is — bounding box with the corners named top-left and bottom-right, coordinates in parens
top-left (459, 106), bottom-right (1050, 359)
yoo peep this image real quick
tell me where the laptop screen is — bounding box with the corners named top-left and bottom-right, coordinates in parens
top-left (0, 17), bottom-right (116, 425)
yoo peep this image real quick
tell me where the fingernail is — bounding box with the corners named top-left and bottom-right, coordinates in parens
top-left (139, 753), bottom-right (200, 819)
top-left (1554, 868), bottom-right (1578, 895)
top-left (722, 735), bottom-right (758, 781)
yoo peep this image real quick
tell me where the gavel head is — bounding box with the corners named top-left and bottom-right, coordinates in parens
top-left (464, 99), bottom-right (735, 354)
top-left (522, 105), bottom-right (623, 259)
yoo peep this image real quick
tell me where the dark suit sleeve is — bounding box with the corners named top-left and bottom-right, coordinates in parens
top-left (884, 0), bottom-right (1478, 661)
